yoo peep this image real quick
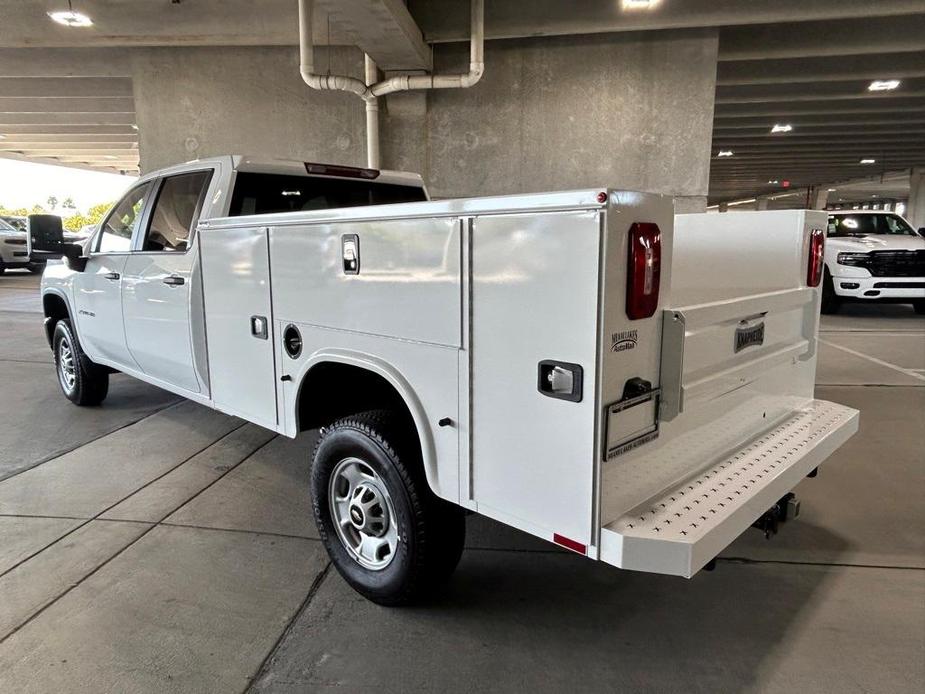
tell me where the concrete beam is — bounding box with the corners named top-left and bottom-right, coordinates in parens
top-left (714, 97), bottom-right (925, 117)
top-left (0, 97), bottom-right (135, 114)
top-left (717, 51), bottom-right (925, 86)
top-left (0, 78), bottom-right (132, 98)
top-left (715, 79), bottom-right (925, 104)
top-left (0, 113), bottom-right (136, 126)
top-left (409, 0), bottom-right (922, 42)
top-left (719, 16), bottom-right (925, 60)
top-left (0, 124), bottom-right (138, 135)
top-left (0, 151), bottom-right (135, 175)
top-left (713, 113), bottom-right (925, 129)
top-left (0, 134), bottom-right (138, 143)
top-left (0, 143), bottom-right (138, 152)
top-left (0, 48), bottom-right (131, 77)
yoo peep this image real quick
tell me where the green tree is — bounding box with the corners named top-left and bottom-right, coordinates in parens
top-left (46, 195), bottom-right (58, 210)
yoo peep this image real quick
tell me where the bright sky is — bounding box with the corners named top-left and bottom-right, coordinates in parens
top-left (0, 159), bottom-right (136, 214)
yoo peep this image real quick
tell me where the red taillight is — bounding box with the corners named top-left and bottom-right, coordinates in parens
top-left (626, 222), bottom-right (662, 320)
top-left (807, 227), bottom-right (825, 287)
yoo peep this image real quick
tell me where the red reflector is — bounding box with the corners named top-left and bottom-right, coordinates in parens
top-left (553, 533), bottom-right (587, 555)
top-left (626, 222), bottom-right (662, 320)
top-left (596, 191), bottom-right (608, 204)
top-left (304, 162), bottom-right (380, 179)
top-left (807, 227), bottom-right (825, 287)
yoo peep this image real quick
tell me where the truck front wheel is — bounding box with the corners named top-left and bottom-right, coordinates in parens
top-left (310, 410), bottom-right (465, 605)
top-left (820, 267), bottom-right (841, 314)
top-left (53, 319), bottom-right (109, 406)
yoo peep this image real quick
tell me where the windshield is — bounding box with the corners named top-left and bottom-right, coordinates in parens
top-left (229, 173), bottom-right (428, 216)
top-left (827, 213), bottom-right (917, 237)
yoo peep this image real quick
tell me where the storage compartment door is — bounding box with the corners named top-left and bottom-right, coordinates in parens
top-left (470, 210), bottom-right (601, 550)
top-left (200, 225), bottom-right (279, 430)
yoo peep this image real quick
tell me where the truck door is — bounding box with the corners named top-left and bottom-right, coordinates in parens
top-left (121, 170), bottom-right (213, 394)
top-left (74, 181), bottom-right (154, 367)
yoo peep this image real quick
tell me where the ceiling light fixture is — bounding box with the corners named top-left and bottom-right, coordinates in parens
top-left (860, 158), bottom-right (876, 164)
top-left (771, 124), bottom-right (793, 134)
top-left (621, 0), bottom-right (661, 9)
top-left (716, 150), bottom-right (734, 158)
top-left (48, 1), bottom-right (92, 27)
top-left (827, 188), bottom-right (836, 192)
top-left (868, 80), bottom-right (900, 92)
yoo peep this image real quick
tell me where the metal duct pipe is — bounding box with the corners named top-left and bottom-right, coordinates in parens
top-left (364, 55), bottom-right (380, 169)
top-left (369, 0), bottom-right (484, 97)
top-left (297, 0), bottom-right (485, 167)
top-left (298, 0), bottom-right (372, 102)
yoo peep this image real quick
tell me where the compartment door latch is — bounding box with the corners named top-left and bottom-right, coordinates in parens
top-left (537, 360), bottom-right (583, 402)
top-left (342, 234), bottom-right (360, 275)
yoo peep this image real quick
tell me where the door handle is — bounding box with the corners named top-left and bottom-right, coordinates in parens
top-left (104, 272), bottom-right (120, 281)
top-left (163, 275), bottom-right (185, 286)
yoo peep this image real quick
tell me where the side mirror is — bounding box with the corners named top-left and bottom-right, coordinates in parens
top-left (27, 214), bottom-right (87, 271)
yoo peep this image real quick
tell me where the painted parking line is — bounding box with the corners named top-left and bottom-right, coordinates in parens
top-left (818, 338), bottom-right (925, 383)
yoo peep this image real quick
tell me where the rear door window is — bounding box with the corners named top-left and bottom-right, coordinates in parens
top-left (139, 171), bottom-right (212, 252)
top-left (229, 173), bottom-right (427, 216)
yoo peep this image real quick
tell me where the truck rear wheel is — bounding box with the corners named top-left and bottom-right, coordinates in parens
top-left (53, 319), bottom-right (109, 406)
top-left (310, 410), bottom-right (465, 605)
top-left (913, 300), bottom-right (925, 315)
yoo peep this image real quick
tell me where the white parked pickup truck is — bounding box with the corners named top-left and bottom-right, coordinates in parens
top-left (822, 210), bottom-right (925, 314)
top-left (32, 156), bottom-right (858, 605)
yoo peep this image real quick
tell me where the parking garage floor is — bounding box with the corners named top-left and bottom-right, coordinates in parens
top-left (0, 270), bottom-right (922, 694)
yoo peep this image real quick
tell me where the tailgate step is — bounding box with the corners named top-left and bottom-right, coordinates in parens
top-left (600, 399), bottom-right (858, 577)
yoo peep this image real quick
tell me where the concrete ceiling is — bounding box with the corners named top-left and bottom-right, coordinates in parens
top-left (0, 0), bottom-right (922, 197)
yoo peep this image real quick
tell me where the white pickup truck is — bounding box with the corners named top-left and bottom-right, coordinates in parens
top-left (821, 210), bottom-right (925, 314)
top-left (32, 156), bottom-right (858, 605)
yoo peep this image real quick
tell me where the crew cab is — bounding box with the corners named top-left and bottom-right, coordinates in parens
top-left (31, 157), bottom-right (858, 605)
top-left (822, 210), bottom-right (925, 314)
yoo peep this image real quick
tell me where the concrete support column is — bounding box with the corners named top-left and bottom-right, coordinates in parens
top-left (756, 196), bottom-right (770, 211)
top-left (718, 202), bottom-right (728, 213)
top-left (674, 196), bottom-right (708, 214)
top-left (908, 167), bottom-right (925, 230)
top-left (809, 186), bottom-right (829, 210)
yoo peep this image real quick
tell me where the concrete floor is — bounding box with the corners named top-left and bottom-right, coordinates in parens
top-left (0, 269), bottom-right (923, 693)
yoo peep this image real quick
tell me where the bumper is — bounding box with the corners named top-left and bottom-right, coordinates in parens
top-left (833, 275), bottom-right (925, 300)
top-left (600, 400), bottom-right (859, 577)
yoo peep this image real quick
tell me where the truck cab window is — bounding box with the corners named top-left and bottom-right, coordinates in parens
top-left (229, 173), bottom-right (427, 216)
top-left (96, 182), bottom-right (153, 253)
top-left (141, 171), bottom-right (212, 252)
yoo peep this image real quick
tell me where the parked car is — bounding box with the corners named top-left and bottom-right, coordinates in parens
top-left (32, 156), bottom-right (858, 605)
top-left (0, 217), bottom-right (44, 274)
top-left (822, 210), bottom-right (925, 314)
top-left (0, 215), bottom-right (27, 232)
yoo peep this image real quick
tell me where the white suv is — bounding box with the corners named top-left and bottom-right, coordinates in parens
top-left (822, 211), bottom-right (925, 314)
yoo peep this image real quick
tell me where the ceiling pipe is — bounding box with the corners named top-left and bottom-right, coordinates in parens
top-left (297, 0), bottom-right (485, 169)
top-left (364, 55), bottom-right (380, 169)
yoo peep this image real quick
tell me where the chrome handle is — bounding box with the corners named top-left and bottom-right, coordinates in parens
top-left (163, 275), bottom-right (185, 286)
top-left (104, 272), bottom-right (120, 280)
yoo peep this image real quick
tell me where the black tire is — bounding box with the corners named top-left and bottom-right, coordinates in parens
top-left (820, 267), bottom-right (841, 314)
top-left (914, 300), bottom-right (925, 315)
top-left (28, 262), bottom-right (45, 275)
top-left (310, 410), bottom-right (465, 606)
top-left (53, 319), bottom-right (109, 406)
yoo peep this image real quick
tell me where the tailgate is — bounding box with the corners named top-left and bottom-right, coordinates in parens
top-left (596, 210), bottom-right (858, 574)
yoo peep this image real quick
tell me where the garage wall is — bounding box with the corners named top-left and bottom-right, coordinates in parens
top-left (386, 29), bottom-right (719, 200)
top-left (133, 29), bottom-right (718, 202)
top-left (132, 46), bottom-right (367, 173)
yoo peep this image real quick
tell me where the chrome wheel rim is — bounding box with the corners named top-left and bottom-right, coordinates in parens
top-left (328, 457), bottom-right (399, 570)
top-left (57, 336), bottom-right (76, 394)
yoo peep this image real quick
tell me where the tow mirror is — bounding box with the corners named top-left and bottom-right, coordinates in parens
top-left (27, 214), bottom-right (87, 271)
